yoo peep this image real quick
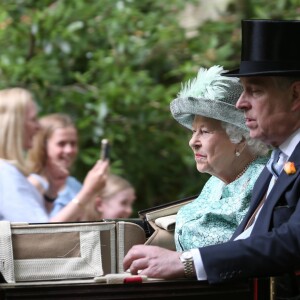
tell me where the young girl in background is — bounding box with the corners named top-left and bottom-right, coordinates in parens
top-left (80, 174), bottom-right (136, 221)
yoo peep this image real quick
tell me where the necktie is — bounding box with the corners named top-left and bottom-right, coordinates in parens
top-left (267, 149), bottom-right (284, 178)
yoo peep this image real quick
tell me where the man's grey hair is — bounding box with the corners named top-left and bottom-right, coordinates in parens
top-left (273, 76), bottom-right (300, 89)
top-left (221, 121), bottom-right (270, 156)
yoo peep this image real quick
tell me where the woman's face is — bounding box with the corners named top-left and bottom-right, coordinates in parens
top-left (46, 126), bottom-right (78, 170)
top-left (189, 115), bottom-right (236, 178)
top-left (99, 187), bottom-right (136, 219)
top-left (24, 101), bottom-right (40, 150)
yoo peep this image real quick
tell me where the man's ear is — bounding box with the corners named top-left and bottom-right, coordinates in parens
top-left (291, 81), bottom-right (300, 111)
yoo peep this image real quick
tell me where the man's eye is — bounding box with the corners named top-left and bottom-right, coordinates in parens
top-left (250, 88), bottom-right (261, 95)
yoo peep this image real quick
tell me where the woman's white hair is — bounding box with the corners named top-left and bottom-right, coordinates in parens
top-left (221, 121), bottom-right (270, 156)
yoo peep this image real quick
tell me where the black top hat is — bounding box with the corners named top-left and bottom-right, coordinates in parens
top-left (224, 19), bottom-right (300, 77)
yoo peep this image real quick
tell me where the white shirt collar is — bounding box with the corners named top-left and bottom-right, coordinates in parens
top-left (279, 128), bottom-right (300, 159)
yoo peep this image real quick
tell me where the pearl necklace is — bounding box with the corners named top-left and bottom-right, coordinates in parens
top-left (234, 157), bottom-right (257, 181)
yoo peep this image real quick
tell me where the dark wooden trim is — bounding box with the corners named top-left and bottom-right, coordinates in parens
top-left (0, 279), bottom-right (253, 300)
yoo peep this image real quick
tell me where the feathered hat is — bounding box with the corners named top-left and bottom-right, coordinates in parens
top-left (170, 65), bottom-right (247, 131)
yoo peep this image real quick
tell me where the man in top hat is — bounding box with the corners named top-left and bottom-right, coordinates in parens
top-left (123, 19), bottom-right (300, 290)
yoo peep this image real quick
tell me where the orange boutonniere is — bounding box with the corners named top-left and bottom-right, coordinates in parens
top-left (284, 162), bottom-right (297, 175)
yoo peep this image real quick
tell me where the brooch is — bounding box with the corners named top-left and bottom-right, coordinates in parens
top-left (283, 162), bottom-right (296, 175)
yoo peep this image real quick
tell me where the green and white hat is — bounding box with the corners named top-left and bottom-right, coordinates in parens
top-left (170, 65), bottom-right (247, 131)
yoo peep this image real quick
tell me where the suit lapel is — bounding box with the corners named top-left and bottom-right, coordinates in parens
top-left (231, 167), bottom-right (272, 239)
top-left (232, 141), bottom-right (300, 239)
top-left (252, 141), bottom-right (300, 232)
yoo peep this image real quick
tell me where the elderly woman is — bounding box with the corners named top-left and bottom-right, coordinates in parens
top-left (0, 87), bottom-right (108, 222)
top-left (171, 65), bottom-right (269, 250)
top-left (123, 66), bottom-right (269, 278)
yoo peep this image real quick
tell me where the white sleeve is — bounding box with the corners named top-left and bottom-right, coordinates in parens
top-left (190, 248), bottom-right (207, 280)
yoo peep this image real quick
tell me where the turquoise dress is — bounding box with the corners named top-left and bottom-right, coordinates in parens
top-left (175, 157), bottom-right (269, 251)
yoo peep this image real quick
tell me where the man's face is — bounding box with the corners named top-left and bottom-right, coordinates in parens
top-left (236, 77), bottom-right (298, 147)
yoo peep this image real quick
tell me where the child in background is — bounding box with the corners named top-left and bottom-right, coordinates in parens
top-left (80, 174), bottom-right (136, 221)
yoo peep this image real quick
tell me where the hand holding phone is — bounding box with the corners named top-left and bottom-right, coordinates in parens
top-left (100, 139), bottom-right (110, 161)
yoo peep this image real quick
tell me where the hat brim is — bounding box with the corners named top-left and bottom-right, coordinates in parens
top-left (170, 97), bottom-right (248, 131)
top-left (223, 68), bottom-right (300, 77)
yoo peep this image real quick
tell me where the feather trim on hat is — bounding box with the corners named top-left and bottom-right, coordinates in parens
top-left (178, 65), bottom-right (239, 101)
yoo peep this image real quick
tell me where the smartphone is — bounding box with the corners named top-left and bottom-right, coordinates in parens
top-left (100, 139), bottom-right (110, 160)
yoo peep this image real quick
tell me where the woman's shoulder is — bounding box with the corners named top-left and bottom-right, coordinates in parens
top-left (66, 176), bottom-right (82, 188)
top-left (249, 156), bottom-right (269, 171)
top-left (0, 160), bottom-right (23, 177)
top-left (59, 176), bottom-right (82, 196)
top-left (238, 156), bottom-right (268, 181)
top-left (0, 159), bottom-right (15, 169)
top-left (192, 176), bottom-right (224, 201)
top-left (55, 176), bottom-right (82, 204)
top-left (232, 156), bottom-right (269, 188)
top-left (254, 155), bottom-right (270, 164)
top-left (29, 173), bottom-right (49, 191)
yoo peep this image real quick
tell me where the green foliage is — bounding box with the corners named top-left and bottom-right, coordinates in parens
top-left (0, 0), bottom-right (299, 214)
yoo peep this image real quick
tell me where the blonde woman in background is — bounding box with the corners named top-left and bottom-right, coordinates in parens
top-left (80, 174), bottom-right (136, 221)
top-left (0, 87), bottom-right (108, 222)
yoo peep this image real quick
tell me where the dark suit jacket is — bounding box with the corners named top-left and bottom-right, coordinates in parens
top-left (201, 141), bottom-right (300, 284)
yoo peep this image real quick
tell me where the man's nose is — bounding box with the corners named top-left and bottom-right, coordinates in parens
top-left (236, 92), bottom-right (247, 110)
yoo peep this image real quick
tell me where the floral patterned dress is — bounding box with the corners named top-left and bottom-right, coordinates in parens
top-left (175, 157), bottom-right (269, 251)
